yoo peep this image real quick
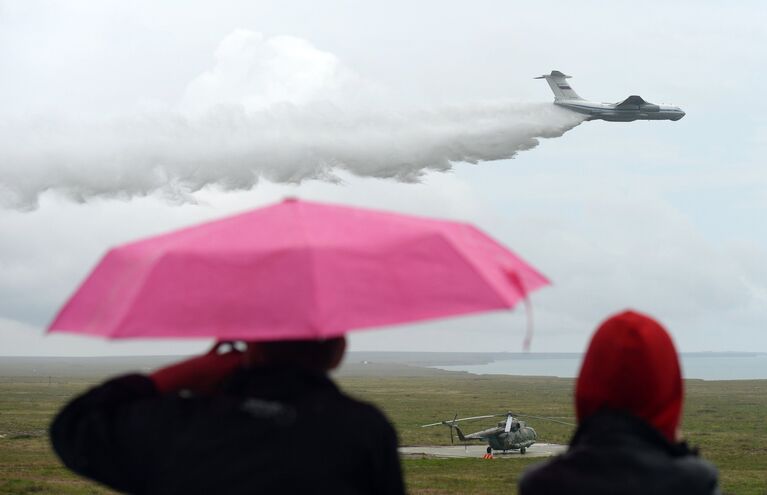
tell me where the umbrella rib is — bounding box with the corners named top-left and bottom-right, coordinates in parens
top-left (293, 201), bottom-right (322, 338)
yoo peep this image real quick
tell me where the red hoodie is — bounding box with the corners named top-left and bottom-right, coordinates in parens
top-left (575, 310), bottom-right (683, 443)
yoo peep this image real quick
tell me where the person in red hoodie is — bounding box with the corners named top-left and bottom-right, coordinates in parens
top-left (519, 310), bottom-right (721, 495)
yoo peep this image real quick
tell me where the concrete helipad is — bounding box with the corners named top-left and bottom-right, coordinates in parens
top-left (399, 443), bottom-right (567, 459)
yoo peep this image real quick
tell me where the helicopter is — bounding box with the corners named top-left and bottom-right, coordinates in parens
top-left (421, 411), bottom-right (573, 454)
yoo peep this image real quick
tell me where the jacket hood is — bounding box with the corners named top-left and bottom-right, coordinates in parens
top-left (575, 310), bottom-right (683, 442)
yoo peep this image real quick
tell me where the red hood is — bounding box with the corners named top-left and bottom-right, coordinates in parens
top-left (575, 310), bottom-right (683, 442)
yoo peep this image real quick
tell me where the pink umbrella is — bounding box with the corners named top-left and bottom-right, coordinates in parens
top-left (48, 198), bottom-right (549, 341)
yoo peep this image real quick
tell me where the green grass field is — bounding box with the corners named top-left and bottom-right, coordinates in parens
top-left (1, 372), bottom-right (766, 494)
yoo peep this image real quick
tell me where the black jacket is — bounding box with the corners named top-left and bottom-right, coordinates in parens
top-left (519, 411), bottom-right (720, 495)
top-left (51, 367), bottom-right (405, 495)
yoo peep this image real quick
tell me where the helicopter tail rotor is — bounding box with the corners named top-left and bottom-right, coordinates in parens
top-left (449, 413), bottom-right (458, 444)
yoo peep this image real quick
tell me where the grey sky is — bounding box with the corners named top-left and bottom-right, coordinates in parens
top-left (0, 1), bottom-right (765, 355)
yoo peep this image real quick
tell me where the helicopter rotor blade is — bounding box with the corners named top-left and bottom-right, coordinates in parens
top-left (453, 414), bottom-right (497, 422)
top-left (420, 414), bottom-right (497, 427)
top-left (504, 415), bottom-right (513, 433)
top-left (422, 411), bottom-right (575, 429)
top-left (515, 413), bottom-right (575, 426)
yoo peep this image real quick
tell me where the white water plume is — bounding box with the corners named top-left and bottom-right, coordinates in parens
top-left (0, 30), bottom-right (585, 210)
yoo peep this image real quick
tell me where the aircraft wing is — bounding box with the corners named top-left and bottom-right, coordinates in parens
top-left (615, 95), bottom-right (649, 108)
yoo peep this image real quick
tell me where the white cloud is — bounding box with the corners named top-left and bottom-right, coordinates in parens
top-left (181, 30), bottom-right (371, 115)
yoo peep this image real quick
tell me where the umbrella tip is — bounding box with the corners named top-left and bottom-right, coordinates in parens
top-left (283, 196), bottom-right (299, 203)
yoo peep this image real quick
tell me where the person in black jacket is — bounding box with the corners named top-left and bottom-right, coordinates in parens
top-left (51, 337), bottom-right (405, 495)
top-left (519, 310), bottom-right (721, 495)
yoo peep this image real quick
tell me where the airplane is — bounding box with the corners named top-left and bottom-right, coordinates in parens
top-left (536, 70), bottom-right (685, 122)
top-left (422, 411), bottom-right (573, 455)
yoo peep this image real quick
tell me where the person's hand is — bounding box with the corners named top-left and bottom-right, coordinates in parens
top-left (150, 342), bottom-right (244, 395)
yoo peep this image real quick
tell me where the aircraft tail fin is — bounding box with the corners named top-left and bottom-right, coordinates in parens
top-left (454, 425), bottom-right (467, 442)
top-left (443, 422), bottom-right (467, 442)
top-left (534, 70), bottom-right (582, 101)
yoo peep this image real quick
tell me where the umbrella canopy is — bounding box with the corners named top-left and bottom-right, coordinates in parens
top-left (48, 198), bottom-right (549, 341)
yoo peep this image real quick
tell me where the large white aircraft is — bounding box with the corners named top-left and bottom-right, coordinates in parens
top-left (536, 71), bottom-right (685, 122)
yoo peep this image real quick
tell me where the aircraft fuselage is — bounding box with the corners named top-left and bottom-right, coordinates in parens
top-left (487, 427), bottom-right (537, 451)
top-left (555, 99), bottom-right (685, 122)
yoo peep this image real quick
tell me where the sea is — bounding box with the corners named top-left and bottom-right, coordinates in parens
top-left (432, 353), bottom-right (767, 380)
